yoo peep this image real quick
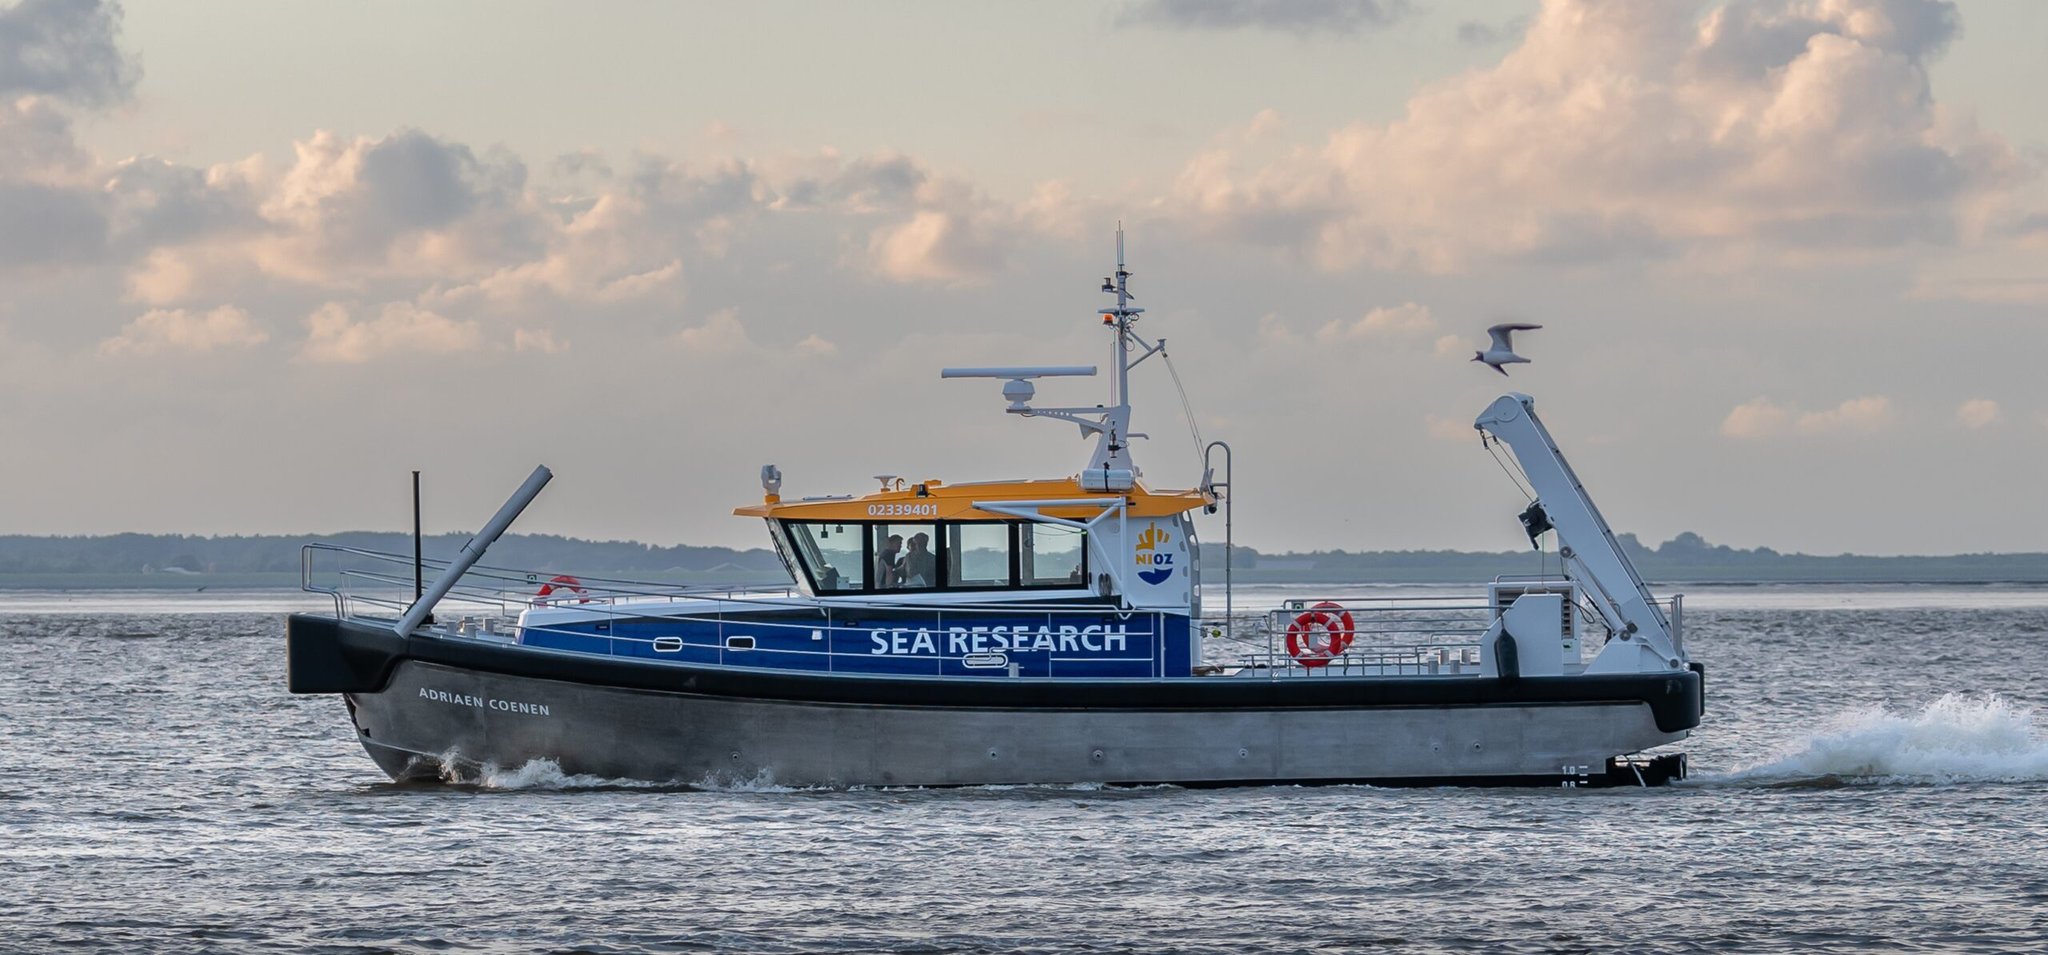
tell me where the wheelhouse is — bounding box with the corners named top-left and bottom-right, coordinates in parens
top-left (735, 476), bottom-right (1213, 605)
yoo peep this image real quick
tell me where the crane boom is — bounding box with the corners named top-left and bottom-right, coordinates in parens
top-left (1474, 393), bottom-right (1685, 673)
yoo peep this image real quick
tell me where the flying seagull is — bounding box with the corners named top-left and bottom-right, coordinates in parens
top-left (1473, 323), bottom-right (1542, 376)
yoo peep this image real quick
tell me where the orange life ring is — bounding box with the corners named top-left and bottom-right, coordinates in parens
top-left (1285, 601), bottom-right (1355, 668)
top-left (533, 574), bottom-right (590, 606)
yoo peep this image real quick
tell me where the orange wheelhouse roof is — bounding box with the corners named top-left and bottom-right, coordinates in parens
top-left (734, 477), bottom-right (1212, 523)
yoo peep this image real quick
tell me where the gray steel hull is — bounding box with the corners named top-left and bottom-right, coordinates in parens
top-left (346, 659), bottom-right (1687, 787)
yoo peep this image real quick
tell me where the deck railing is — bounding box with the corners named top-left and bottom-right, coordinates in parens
top-left (302, 544), bottom-right (1681, 679)
top-left (1241, 585), bottom-right (1684, 677)
top-left (301, 543), bottom-right (1176, 677)
top-left (302, 542), bottom-right (797, 620)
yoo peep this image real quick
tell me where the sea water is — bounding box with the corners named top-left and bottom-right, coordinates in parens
top-left (2, 586), bottom-right (2046, 953)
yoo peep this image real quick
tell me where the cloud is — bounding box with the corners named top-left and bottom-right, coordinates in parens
top-left (1314, 302), bottom-right (1434, 343)
top-left (251, 129), bottom-right (542, 282)
top-left (297, 301), bottom-right (482, 364)
top-left (113, 136), bottom-right (1065, 305)
top-left (1169, 0), bottom-right (2024, 272)
top-left (426, 192), bottom-right (688, 309)
top-left (859, 172), bottom-right (1037, 286)
top-left (0, 96), bottom-right (262, 274)
top-left (1116, 0), bottom-right (1411, 35)
top-left (0, 178), bottom-right (104, 267)
top-left (868, 208), bottom-right (1013, 286)
top-left (98, 305), bottom-right (266, 356)
top-left (126, 131), bottom-right (742, 306)
top-left (773, 151), bottom-right (922, 213)
top-left (793, 333), bottom-right (838, 357)
top-left (513, 327), bottom-right (567, 354)
top-left (1253, 312), bottom-right (1302, 348)
top-left (1955, 398), bottom-right (2000, 430)
top-left (673, 308), bottom-right (750, 355)
top-left (1456, 16), bottom-right (1527, 46)
top-left (0, 95), bottom-right (87, 175)
top-left (104, 156), bottom-right (263, 253)
top-left (0, 0), bottom-right (136, 106)
top-left (1721, 395), bottom-right (1895, 438)
top-left (671, 308), bottom-right (839, 361)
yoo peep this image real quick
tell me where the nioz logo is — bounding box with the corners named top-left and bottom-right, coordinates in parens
top-left (1134, 522), bottom-right (1175, 585)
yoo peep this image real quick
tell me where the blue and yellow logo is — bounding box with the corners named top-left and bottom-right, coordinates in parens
top-left (1135, 523), bottom-right (1174, 585)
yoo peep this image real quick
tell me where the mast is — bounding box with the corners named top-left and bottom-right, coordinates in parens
top-left (1094, 223), bottom-right (1157, 474)
top-left (1112, 226), bottom-right (1133, 414)
top-left (943, 227), bottom-right (1164, 475)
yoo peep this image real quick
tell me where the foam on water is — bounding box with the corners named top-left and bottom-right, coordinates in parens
top-left (1716, 693), bottom-right (2048, 785)
top-left (443, 757), bottom-right (834, 793)
top-left (430, 758), bottom-right (1138, 794)
top-left (436, 756), bottom-right (673, 791)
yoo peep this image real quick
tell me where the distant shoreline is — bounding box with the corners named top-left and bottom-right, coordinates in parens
top-left (1, 530), bottom-right (2041, 590)
top-left (4, 571), bottom-right (2045, 591)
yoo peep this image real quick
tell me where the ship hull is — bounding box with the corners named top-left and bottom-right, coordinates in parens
top-left (293, 615), bottom-right (1700, 788)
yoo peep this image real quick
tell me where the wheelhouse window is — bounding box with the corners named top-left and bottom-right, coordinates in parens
top-left (1022, 523), bottom-right (1087, 586)
top-left (875, 522), bottom-right (937, 589)
top-left (787, 522), bottom-right (866, 592)
top-left (947, 523), bottom-right (1012, 588)
top-left (779, 519), bottom-right (1088, 593)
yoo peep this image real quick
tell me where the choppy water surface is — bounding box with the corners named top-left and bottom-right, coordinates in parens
top-left (3, 587), bottom-right (2047, 953)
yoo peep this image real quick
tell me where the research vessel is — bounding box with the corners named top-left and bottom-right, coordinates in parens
top-left (287, 234), bottom-right (1702, 788)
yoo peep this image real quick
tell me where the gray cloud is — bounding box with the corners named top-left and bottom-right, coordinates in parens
top-left (265, 129), bottom-right (546, 270)
top-left (103, 157), bottom-right (261, 253)
top-left (1456, 16), bottom-right (1527, 46)
top-left (0, 0), bottom-right (136, 105)
top-left (627, 156), bottom-right (762, 220)
top-left (0, 181), bottom-right (104, 266)
top-left (1693, 0), bottom-right (1958, 78)
top-left (0, 94), bottom-right (85, 173)
top-left (354, 129), bottom-right (495, 234)
top-left (1117, 0), bottom-right (1411, 36)
top-left (2009, 213), bottom-right (2048, 238)
top-left (550, 149), bottom-right (612, 182)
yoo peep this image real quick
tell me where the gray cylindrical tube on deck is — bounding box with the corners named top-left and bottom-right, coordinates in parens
top-left (394, 465), bottom-right (553, 637)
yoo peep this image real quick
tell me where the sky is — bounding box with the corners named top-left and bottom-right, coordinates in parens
top-left (2, 0), bottom-right (2045, 556)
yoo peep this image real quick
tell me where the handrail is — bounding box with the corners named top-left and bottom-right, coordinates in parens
top-left (301, 542), bottom-right (1140, 615)
top-left (300, 543), bottom-right (1661, 681)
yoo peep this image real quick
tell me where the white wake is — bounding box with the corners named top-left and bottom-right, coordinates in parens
top-left (431, 755), bottom-right (672, 791)
top-left (1720, 693), bottom-right (2048, 785)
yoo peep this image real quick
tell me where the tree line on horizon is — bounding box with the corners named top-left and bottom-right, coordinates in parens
top-left (0, 532), bottom-right (785, 576)
top-left (0, 530), bottom-right (2038, 580)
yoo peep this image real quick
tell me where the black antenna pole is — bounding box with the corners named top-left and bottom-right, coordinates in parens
top-left (412, 470), bottom-right (424, 604)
